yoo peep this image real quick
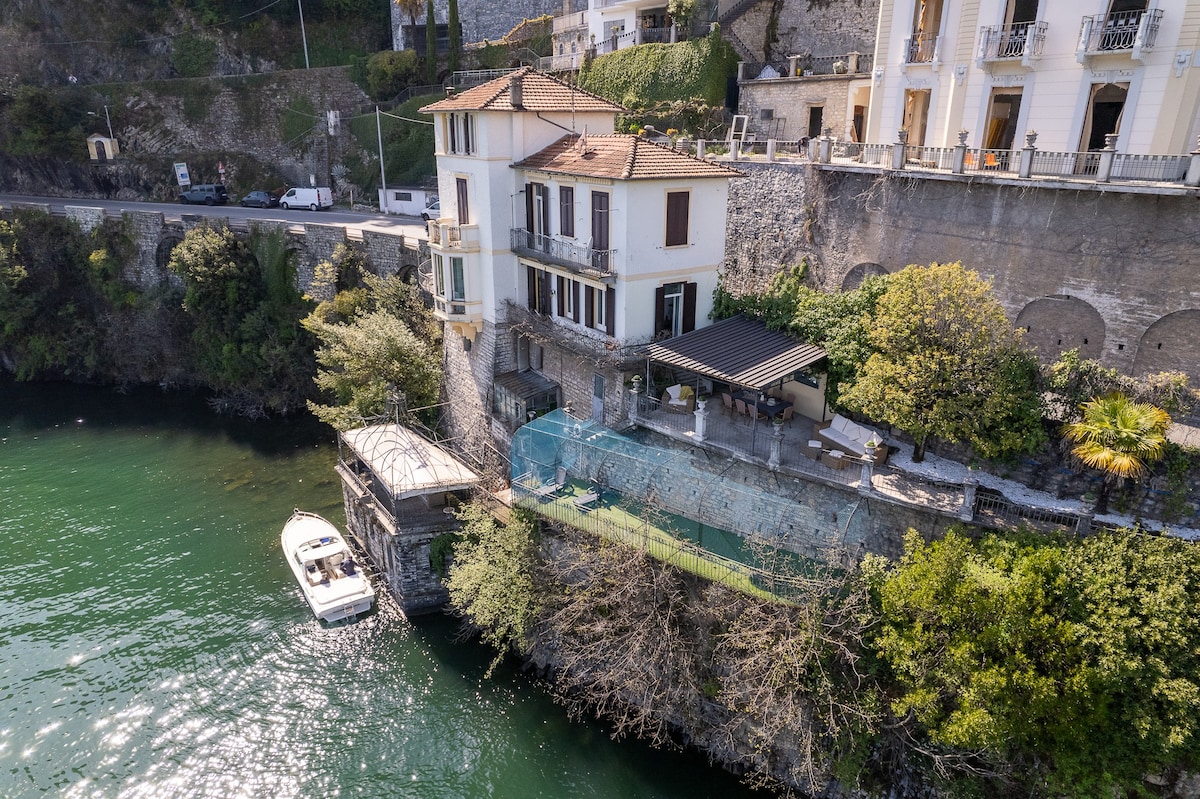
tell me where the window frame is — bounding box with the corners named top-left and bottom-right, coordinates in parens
top-left (665, 190), bottom-right (690, 247)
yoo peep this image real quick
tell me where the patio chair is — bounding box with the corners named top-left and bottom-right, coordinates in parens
top-left (735, 398), bottom-right (750, 422)
top-left (780, 405), bottom-right (794, 426)
top-left (721, 392), bottom-right (734, 417)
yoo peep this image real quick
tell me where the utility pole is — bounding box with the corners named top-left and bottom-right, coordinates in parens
top-left (298, 0), bottom-right (310, 69)
top-left (376, 106), bottom-right (387, 210)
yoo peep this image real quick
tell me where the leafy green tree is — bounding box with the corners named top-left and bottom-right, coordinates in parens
top-left (840, 262), bottom-right (1044, 462)
top-left (303, 306), bottom-right (441, 430)
top-left (667, 0), bottom-right (698, 30)
top-left (365, 49), bottom-right (422, 99)
top-left (446, 506), bottom-right (541, 676)
top-left (872, 529), bottom-right (1200, 796)
top-left (169, 225), bottom-right (315, 414)
top-left (1064, 392), bottom-right (1170, 513)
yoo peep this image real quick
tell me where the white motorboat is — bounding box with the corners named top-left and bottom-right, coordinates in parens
top-left (281, 510), bottom-right (375, 623)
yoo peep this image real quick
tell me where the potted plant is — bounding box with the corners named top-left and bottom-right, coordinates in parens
top-left (832, 60), bottom-right (847, 74)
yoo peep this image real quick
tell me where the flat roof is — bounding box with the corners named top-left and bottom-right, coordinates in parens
top-left (646, 315), bottom-right (825, 391)
top-left (340, 424), bottom-right (480, 500)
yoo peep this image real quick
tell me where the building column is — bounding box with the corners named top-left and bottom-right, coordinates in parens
top-left (768, 420), bottom-right (784, 470)
top-left (693, 399), bottom-right (708, 442)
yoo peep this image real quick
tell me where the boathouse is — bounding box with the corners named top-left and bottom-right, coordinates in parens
top-left (336, 422), bottom-right (480, 615)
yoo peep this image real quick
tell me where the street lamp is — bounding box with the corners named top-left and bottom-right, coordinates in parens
top-left (298, 0), bottom-right (310, 69)
top-left (88, 105), bottom-right (114, 140)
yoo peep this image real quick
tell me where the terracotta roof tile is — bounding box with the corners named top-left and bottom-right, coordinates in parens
top-left (420, 67), bottom-right (626, 114)
top-left (513, 133), bottom-right (744, 181)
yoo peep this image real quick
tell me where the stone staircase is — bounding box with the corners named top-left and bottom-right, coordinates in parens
top-left (717, 0), bottom-right (764, 62)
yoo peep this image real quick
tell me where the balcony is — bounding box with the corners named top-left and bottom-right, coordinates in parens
top-left (432, 295), bottom-right (485, 340)
top-left (978, 20), bottom-right (1047, 67)
top-left (1078, 9), bottom-right (1162, 62)
top-left (510, 228), bottom-right (616, 280)
top-left (903, 32), bottom-right (939, 65)
top-left (427, 219), bottom-right (480, 252)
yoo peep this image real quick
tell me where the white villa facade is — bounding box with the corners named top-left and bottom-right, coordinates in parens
top-left (420, 68), bottom-right (741, 446)
top-left (868, 0), bottom-right (1200, 153)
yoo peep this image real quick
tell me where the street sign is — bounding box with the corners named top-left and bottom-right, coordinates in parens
top-left (174, 162), bottom-right (190, 187)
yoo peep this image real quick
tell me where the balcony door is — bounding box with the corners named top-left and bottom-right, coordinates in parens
top-left (902, 89), bottom-right (931, 146)
top-left (1005, 0), bottom-right (1038, 25)
top-left (910, 0), bottom-right (943, 61)
top-left (1079, 82), bottom-right (1128, 151)
top-left (984, 90), bottom-right (1022, 150)
top-left (525, 182), bottom-right (549, 251)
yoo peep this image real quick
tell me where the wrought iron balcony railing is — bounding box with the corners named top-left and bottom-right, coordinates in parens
top-left (978, 20), bottom-right (1047, 63)
top-left (1079, 9), bottom-right (1162, 55)
top-left (903, 32), bottom-right (939, 64)
top-left (510, 228), bottom-right (616, 278)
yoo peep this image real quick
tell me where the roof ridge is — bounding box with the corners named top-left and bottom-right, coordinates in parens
top-left (621, 137), bottom-right (638, 180)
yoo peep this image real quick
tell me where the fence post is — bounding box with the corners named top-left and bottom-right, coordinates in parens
top-left (693, 398), bottom-right (708, 442)
top-left (952, 129), bottom-right (968, 174)
top-left (892, 129), bottom-right (908, 170)
top-left (1075, 511), bottom-right (1094, 535)
top-left (628, 377), bottom-right (641, 424)
top-left (819, 127), bottom-right (834, 163)
top-left (1185, 136), bottom-right (1200, 186)
top-left (766, 139), bottom-right (776, 161)
top-left (959, 476), bottom-right (977, 521)
top-left (1018, 130), bottom-right (1037, 178)
top-left (1096, 133), bottom-right (1118, 182)
top-left (696, 139), bottom-right (706, 159)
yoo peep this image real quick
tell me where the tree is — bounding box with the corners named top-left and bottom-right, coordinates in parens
top-left (303, 307), bottom-right (442, 430)
top-left (1063, 392), bottom-right (1170, 513)
top-left (871, 528), bottom-right (1200, 796)
top-left (839, 262), bottom-right (1044, 462)
top-left (446, 506), bottom-right (541, 676)
top-left (169, 225), bottom-right (315, 415)
top-left (394, 0), bottom-right (422, 28)
top-left (667, 0), bottom-right (697, 30)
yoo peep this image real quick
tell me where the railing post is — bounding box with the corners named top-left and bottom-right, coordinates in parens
top-left (1184, 136), bottom-right (1200, 187)
top-left (787, 55), bottom-right (800, 77)
top-left (959, 476), bottom-right (977, 521)
top-left (848, 51), bottom-right (860, 73)
top-left (693, 398), bottom-right (708, 442)
top-left (766, 139), bottom-right (776, 161)
top-left (628, 377), bottom-right (641, 424)
top-left (891, 129), bottom-right (908, 170)
top-left (696, 139), bottom-right (706, 159)
top-left (1018, 130), bottom-right (1037, 178)
top-left (1096, 133), bottom-right (1118, 183)
top-left (737, 61), bottom-right (748, 81)
top-left (952, 129), bottom-right (968, 174)
top-left (819, 127), bottom-right (833, 163)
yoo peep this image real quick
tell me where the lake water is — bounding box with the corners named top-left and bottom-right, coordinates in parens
top-left (0, 377), bottom-right (765, 799)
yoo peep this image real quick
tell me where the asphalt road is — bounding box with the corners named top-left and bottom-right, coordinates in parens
top-left (0, 193), bottom-right (428, 240)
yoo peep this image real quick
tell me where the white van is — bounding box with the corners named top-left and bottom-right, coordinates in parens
top-left (280, 186), bottom-right (333, 211)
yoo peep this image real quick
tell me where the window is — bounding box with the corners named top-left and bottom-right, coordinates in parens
top-left (591, 191), bottom-right (610, 271)
top-left (525, 183), bottom-right (550, 250)
top-left (393, 191), bottom-right (412, 202)
top-left (558, 275), bottom-right (577, 319)
top-left (526, 265), bottom-right (552, 314)
top-left (584, 285), bottom-right (615, 335)
top-left (456, 177), bottom-right (469, 225)
top-left (559, 186), bottom-right (575, 237)
top-left (665, 191), bottom-right (689, 247)
top-left (447, 113), bottom-right (475, 154)
top-left (450, 257), bottom-right (465, 301)
top-left (655, 281), bottom-right (697, 338)
top-left (434, 254), bottom-right (444, 296)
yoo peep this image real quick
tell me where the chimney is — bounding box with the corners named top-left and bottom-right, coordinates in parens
top-left (510, 73), bottom-right (523, 109)
top-left (445, 85), bottom-right (456, 97)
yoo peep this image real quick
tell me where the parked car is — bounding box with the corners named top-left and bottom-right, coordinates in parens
top-left (420, 198), bottom-right (441, 221)
top-left (179, 184), bottom-right (229, 206)
top-left (279, 186), bottom-right (333, 211)
top-left (240, 190), bottom-right (278, 208)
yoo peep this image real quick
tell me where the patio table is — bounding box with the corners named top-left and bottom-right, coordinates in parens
top-left (733, 390), bottom-right (792, 419)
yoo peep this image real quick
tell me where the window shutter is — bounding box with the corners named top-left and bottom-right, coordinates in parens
top-left (605, 287), bottom-right (616, 336)
top-left (683, 281), bottom-right (697, 333)
top-left (560, 186), bottom-right (574, 237)
top-left (539, 184), bottom-right (550, 236)
top-left (665, 192), bottom-right (689, 246)
top-left (525, 183), bottom-right (534, 234)
top-left (456, 177), bottom-right (469, 225)
top-left (538, 270), bottom-right (551, 315)
top-left (654, 286), bottom-right (666, 336)
top-left (572, 280), bottom-right (581, 323)
top-left (556, 275), bottom-right (565, 317)
top-left (585, 285), bottom-right (594, 327)
top-left (526, 266), bottom-right (537, 311)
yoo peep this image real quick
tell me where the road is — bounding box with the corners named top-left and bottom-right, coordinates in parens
top-left (0, 193), bottom-right (429, 241)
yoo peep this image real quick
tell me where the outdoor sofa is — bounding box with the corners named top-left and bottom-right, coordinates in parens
top-left (813, 413), bottom-right (888, 464)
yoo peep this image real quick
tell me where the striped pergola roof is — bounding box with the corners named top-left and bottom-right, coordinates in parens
top-left (646, 315), bottom-right (826, 391)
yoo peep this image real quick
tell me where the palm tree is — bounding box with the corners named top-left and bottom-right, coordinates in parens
top-left (1064, 393), bottom-right (1170, 514)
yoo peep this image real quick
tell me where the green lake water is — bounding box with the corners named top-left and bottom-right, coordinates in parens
top-left (0, 376), bottom-right (766, 799)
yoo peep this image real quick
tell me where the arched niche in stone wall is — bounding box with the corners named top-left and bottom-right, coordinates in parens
top-left (155, 236), bottom-right (184, 278)
top-left (840, 262), bottom-right (888, 290)
top-left (397, 263), bottom-right (418, 283)
top-left (1014, 295), bottom-right (1105, 362)
top-left (1132, 309), bottom-right (1200, 383)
